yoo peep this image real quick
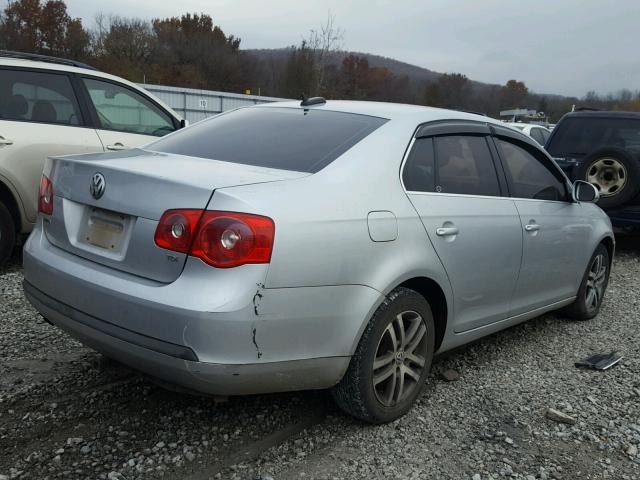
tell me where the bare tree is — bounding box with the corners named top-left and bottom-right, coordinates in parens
top-left (305, 11), bottom-right (344, 95)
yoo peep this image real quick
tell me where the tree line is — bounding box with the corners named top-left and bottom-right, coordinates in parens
top-left (1, 0), bottom-right (639, 121)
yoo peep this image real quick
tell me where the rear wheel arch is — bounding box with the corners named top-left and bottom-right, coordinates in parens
top-left (0, 179), bottom-right (21, 233)
top-left (600, 236), bottom-right (614, 268)
top-left (395, 277), bottom-right (448, 352)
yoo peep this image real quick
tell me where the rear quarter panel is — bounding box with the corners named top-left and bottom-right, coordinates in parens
top-left (210, 117), bottom-right (453, 313)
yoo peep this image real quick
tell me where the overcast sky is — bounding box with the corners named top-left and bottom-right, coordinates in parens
top-left (64, 0), bottom-right (640, 97)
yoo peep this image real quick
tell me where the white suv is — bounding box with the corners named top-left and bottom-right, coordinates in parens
top-left (0, 51), bottom-right (184, 263)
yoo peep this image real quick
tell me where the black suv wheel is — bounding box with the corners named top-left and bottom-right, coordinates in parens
top-left (575, 148), bottom-right (640, 209)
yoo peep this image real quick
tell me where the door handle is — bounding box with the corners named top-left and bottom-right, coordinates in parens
top-left (0, 136), bottom-right (14, 146)
top-left (524, 224), bottom-right (540, 232)
top-left (436, 227), bottom-right (459, 236)
top-left (106, 142), bottom-right (126, 151)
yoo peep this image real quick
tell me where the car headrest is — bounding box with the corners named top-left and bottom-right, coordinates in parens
top-left (32, 100), bottom-right (57, 123)
top-left (5, 94), bottom-right (28, 118)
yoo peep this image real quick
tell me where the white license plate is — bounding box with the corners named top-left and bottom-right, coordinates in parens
top-left (83, 208), bottom-right (128, 250)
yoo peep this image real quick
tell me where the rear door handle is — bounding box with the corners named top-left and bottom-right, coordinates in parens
top-left (436, 227), bottom-right (459, 236)
top-left (106, 142), bottom-right (126, 151)
top-left (0, 136), bottom-right (14, 146)
top-left (524, 224), bottom-right (540, 232)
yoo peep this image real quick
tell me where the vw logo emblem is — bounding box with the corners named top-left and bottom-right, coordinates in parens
top-left (90, 173), bottom-right (106, 200)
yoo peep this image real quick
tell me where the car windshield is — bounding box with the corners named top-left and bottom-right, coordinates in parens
top-left (547, 116), bottom-right (640, 155)
top-left (147, 107), bottom-right (388, 173)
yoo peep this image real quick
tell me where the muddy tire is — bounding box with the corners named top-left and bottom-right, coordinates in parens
top-left (331, 287), bottom-right (435, 424)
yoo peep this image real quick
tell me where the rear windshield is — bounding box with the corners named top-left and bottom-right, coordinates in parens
top-left (147, 107), bottom-right (388, 173)
top-left (547, 117), bottom-right (640, 156)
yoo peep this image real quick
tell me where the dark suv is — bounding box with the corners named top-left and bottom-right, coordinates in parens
top-left (546, 111), bottom-right (640, 230)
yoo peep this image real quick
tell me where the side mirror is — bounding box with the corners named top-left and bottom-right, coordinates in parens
top-left (573, 180), bottom-right (600, 203)
top-left (179, 119), bottom-right (189, 129)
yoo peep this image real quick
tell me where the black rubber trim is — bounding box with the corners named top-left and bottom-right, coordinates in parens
top-left (23, 280), bottom-right (199, 361)
top-left (416, 120), bottom-right (490, 138)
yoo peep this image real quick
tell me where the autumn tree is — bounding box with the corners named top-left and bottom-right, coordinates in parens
top-left (151, 13), bottom-right (244, 90)
top-left (340, 55), bottom-right (371, 99)
top-left (500, 79), bottom-right (529, 108)
top-left (423, 73), bottom-right (471, 109)
top-left (0, 0), bottom-right (90, 58)
top-left (91, 15), bottom-right (156, 80)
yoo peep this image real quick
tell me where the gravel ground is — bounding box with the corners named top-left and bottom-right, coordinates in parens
top-left (1, 237), bottom-right (639, 480)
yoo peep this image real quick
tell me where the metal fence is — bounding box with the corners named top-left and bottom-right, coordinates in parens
top-left (139, 84), bottom-right (292, 123)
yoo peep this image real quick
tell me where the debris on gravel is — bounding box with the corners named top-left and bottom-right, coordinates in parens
top-left (1, 239), bottom-right (639, 479)
top-left (440, 369), bottom-right (461, 382)
top-left (545, 408), bottom-right (577, 425)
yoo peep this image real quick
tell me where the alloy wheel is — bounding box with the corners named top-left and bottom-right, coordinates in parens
top-left (585, 253), bottom-right (607, 312)
top-left (586, 158), bottom-right (627, 197)
top-left (372, 310), bottom-right (428, 407)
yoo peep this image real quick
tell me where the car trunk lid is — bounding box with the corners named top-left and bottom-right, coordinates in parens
top-left (43, 148), bottom-right (306, 283)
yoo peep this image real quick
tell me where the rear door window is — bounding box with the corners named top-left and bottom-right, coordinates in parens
top-left (0, 68), bottom-right (83, 125)
top-left (496, 138), bottom-right (567, 201)
top-left (547, 117), bottom-right (640, 155)
top-left (433, 135), bottom-right (501, 196)
top-left (82, 77), bottom-right (176, 137)
top-left (403, 138), bottom-right (435, 192)
top-left (148, 107), bottom-right (388, 173)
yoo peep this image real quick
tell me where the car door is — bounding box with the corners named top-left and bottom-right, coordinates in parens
top-left (402, 122), bottom-right (523, 332)
top-left (79, 76), bottom-right (178, 151)
top-left (0, 67), bottom-right (103, 224)
top-left (529, 127), bottom-right (546, 146)
top-left (539, 127), bottom-right (551, 146)
top-left (492, 127), bottom-right (589, 314)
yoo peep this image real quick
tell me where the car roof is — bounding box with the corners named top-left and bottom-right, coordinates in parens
top-left (562, 110), bottom-right (640, 120)
top-left (259, 99), bottom-right (503, 125)
top-left (1, 57), bottom-right (103, 76)
top-left (0, 57), bottom-right (181, 120)
top-left (0, 50), bottom-right (97, 70)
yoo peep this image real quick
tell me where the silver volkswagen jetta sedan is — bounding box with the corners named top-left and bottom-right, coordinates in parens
top-left (23, 100), bottom-right (613, 423)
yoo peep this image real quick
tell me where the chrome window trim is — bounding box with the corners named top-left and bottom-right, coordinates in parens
top-left (400, 130), bottom-right (572, 205)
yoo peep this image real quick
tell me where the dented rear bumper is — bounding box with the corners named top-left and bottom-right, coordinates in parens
top-left (23, 221), bottom-right (382, 395)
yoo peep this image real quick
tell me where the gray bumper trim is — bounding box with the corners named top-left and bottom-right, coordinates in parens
top-left (24, 280), bottom-right (199, 361)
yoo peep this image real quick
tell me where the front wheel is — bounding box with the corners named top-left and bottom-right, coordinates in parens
top-left (332, 287), bottom-right (435, 423)
top-left (562, 244), bottom-right (610, 320)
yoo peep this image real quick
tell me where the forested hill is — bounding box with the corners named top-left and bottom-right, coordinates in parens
top-left (248, 48), bottom-right (443, 85)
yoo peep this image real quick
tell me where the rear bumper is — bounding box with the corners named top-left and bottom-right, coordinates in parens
top-left (24, 281), bottom-right (348, 395)
top-left (23, 221), bottom-right (383, 395)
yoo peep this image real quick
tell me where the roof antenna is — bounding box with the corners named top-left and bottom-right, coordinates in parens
top-left (300, 96), bottom-right (327, 107)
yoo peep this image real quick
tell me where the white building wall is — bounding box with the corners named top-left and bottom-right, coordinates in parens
top-left (139, 84), bottom-right (292, 123)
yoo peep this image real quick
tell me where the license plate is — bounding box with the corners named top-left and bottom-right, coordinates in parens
top-left (82, 208), bottom-right (128, 250)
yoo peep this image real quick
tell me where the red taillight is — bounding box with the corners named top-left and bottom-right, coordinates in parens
top-left (155, 210), bottom-right (275, 268)
top-left (154, 209), bottom-right (203, 253)
top-left (38, 175), bottom-right (53, 215)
